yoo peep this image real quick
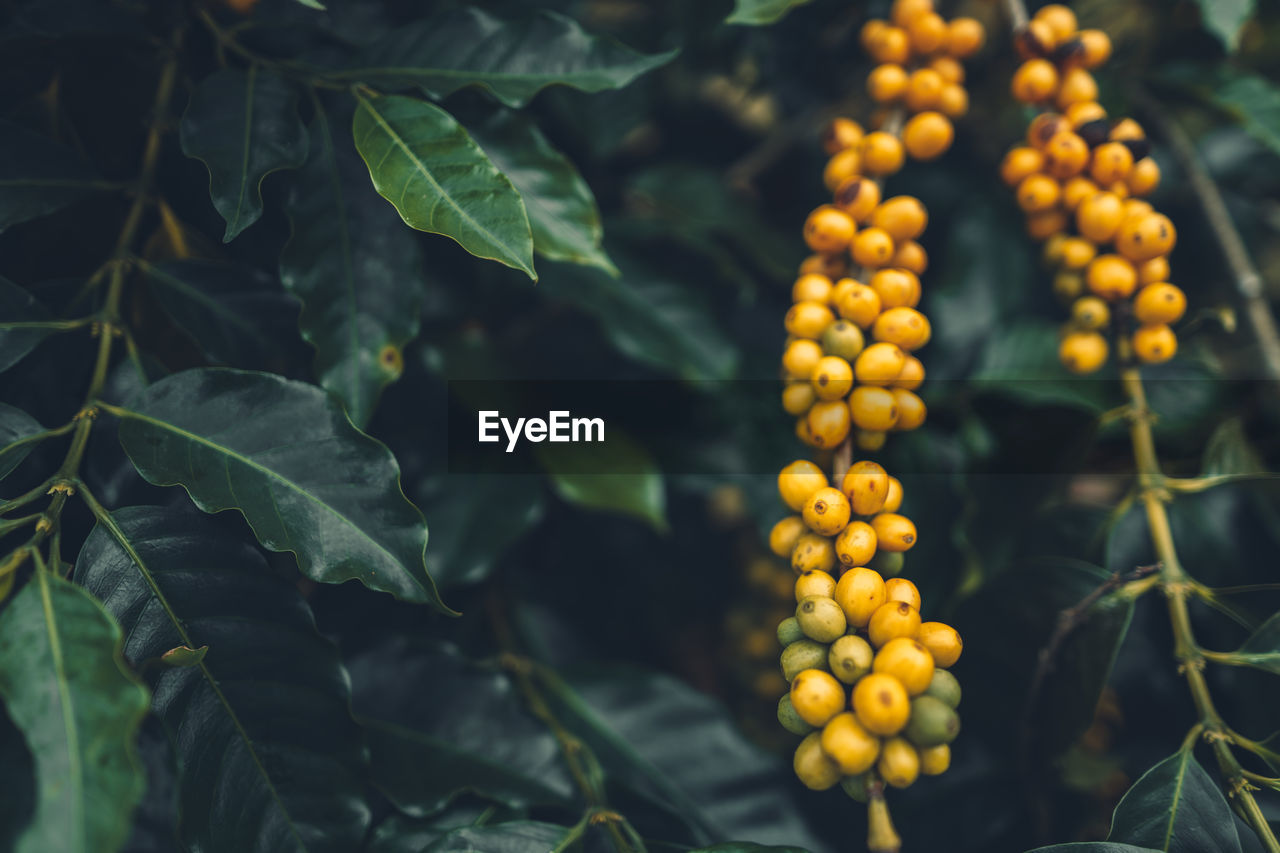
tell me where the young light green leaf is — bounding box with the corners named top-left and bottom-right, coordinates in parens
top-left (352, 94), bottom-right (535, 279)
top-left (75, 505), bottom-right (371, 853)
top-left (1106, 750), bottom-right (1242, 853)
top-left (0, 568), bottom-right (150, 853)
top-left (107, 368), bottom-right (452, 613)
top-left (726, 0), bottom-right (815, 25)
top-left (538, 430), bottom-right (666, 531)
top-left (180, 67), bottom-right (309, 242)
top-left (0, 403), bottom-right (44, 481)
top-left (471, 111), bottom-right (617, 275)
top-left (1195, 0), bottom-right (1256, 51)
top-left (0, 121), bottom-right (108, 233)
top-left (338, 7), bottom-right (676, 108)
top-left (281, 105), bottom-right (424, 427)
top-left (0, 276), bottom-right (53, 373)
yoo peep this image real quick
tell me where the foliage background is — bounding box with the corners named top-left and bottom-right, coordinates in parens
top-left (2, 0), bottom-right (1280, 851)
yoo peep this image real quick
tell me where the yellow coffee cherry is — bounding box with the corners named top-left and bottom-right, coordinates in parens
top-left (860, 131), bottom-right (906, 175)
top-left (821, 321), bottom-right (866, 363)
top-left (790, 668), bottom-right (846, 727)
top-left (769, 515), bottom-right (807, 557)
top-left (791, 532), bottom-right (837, 575)
top-left (835, 519), bottom-right (879, 568)
top-left (784, 300), bottom-right (835, 340)
top-left (918, 621), bottom-right (963, 668)
top-left (873, 637), bottom-right (935, 695)
top-left (854, 342), bottom-right (907, 385)
top-left (1026, 209), bottom-right (1067, 241)
top-left (795, 416), bottom-right (821, 449)
top-left (1077, 28), bottom-right (1111, 68)
top-left (1059, 331), bottom-right (1108, 374)
top-left (841, 460), bottom-right (890, 516)
top-left (884, 577), bottom-right (921, 610)
top-left (867, 63), bottom-right (909, 102)
top-left (795, 569), bottom-right (837, 601)
top-left (890, 389), bottom-right (926, 431)
top-left (1011, 59), bottom-right (1058, 104)
top-left (1061, 177), bottom-right (1099, 213)
top-left (1042, 131), bottom-right (1090, 180)
top-left (1066, 101), bottom-right (1107, 126)
top-left (906, 11), bottom-right (947, 54)
top-left (1090, 141), bottom-right (1134, 185)
top-left (946, 17), bottom-right (984, 58)
top-left (878, 737), bottom-right (921, 788)
top-left (1085, 254), bottom-right (1138, 300)
top-left (883, 476), bottom-right (904, 513)
top-left (835, 280), bottom-right (883, 328)
top-left (1076, 191), bottom-right (1125, 243)
top-left (1128, 157), bottom-right (1160, 196)
top-left (797, 595), bottom-right (848, 642)
top-left (856, 429), bottom-right (887, 451)
top-left (782, 381), bottom-right (816, 416)
top-left (811, 356), bottom-right (854, 401)
top-left (1000, 146), bottom-right (1045, 186)
top-left (851, 227), bottom-right (896, 268)
top-left (821, 712), bottom-right (882, 775)
top-left (1115, 212), bottom-right (1176, 263)
top-left (793, 731), bottom-right (843, 790)
top-left (865, 24), bottom-right (911, 65)
top-left (1016, 174), bottom-right (1061, 213)
top-left (792, 273), bottom-right (833, 303)
top-left (1071, 296), bottom-right (1110, 330)
top-left (1055, 67), bottom-right (1098, 110)
top-left (893, 356), bottom-right (924, 390)
top-left (868, 600), bottom-right (922, 647)
top-left (891, 240), bottom-right (928, 275)
top-left (871, 513), bottom-right (917, 552)
top-left (929, 55), bottom-right (964, 84)
top-left (869, 268), bottom-right (920, 310)
top-left (938, 83), bottom-right (969, 119)
top-left (822, 117), bottom-right (864, 155)
top-left (822, 148), bottom-right (862, 193)
top-left (1034, 3), bottom-right (1077, 39)
top-left (835, 565), bottom-right (887, 627)
top-left (873, 306), bottom-right (929, 351)
top-left (828, 634), bottom-right (875, 684)
top-left (834, 177), bottom-right (882, 222)
top-left (1110, 118), bottom-right (1145, 142)
top-left (807, 400), bottom-right (852, 448)
top-left (848, 387), bottom-right (899, 432)
top-left (1059, 235), bottom-right (1097, 269)
top-left (902, 111), bottom-right (954, 161)
top-left (890, 0), bottom-right (933, 27)
top-left (800, 252), bottom-right (848, 279)
top-left (1122, 199), bottom-right (1155, 222)
top-left (782, 338), bottom-right (824, 378)
top-left (852, 672), bottom-right (911, 735)
top-left (804, 205), bottom-right (856, 254)
top-left (919, 743), bottom-right (951, 776)
top-left (1137, 256), bottom-right (1171, 285)
top-left (803, 487), bottom-right (852, 536)
top-left (1132, 323), bottom-right (1177, 364)
top-left (1053, 271), bottom-right (1084, 302)
top-left (871, 196), bottom-right (928, 243)
top-left (904, 68), bottom-right (943, 111)
top-left (778, 459), bottom-right (828, 511)
top-left (1134, 283), bottom-right (1186, 325)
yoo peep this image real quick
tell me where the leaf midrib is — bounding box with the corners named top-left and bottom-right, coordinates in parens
top-left (37, 568), bottom-right (86, 852)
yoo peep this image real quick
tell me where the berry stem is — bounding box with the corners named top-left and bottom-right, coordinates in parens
top-left (866, 777), bottom-right (903, 853)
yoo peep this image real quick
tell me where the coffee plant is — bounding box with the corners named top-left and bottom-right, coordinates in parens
top-left (1, 0), bottom-right (1279, 852)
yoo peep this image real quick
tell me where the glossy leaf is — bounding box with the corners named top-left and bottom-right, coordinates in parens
top-left (971, 321), bottom-right (1110, 413)
top-left (340, 7), bottom-right (676, 108)
top-left (0, 403), bottom-right (44, 481)
top-left (0, 121), bottom-right (106, 233)
top-left (726, 0), bottom-right (815, 25)
top-left (1106, 750), bottom-right (1242, 853)
top-left (538, 431), bottom-right (666, 531)
top-left (418, 474), bottom-right (546, 588)
top-left (471, 111), bottom-right (617, 275)
top-left (0, 276), bottom-right (53, 373)
top-left (75, 505), bottom-right (371, 853)
top-left (424, 822), bottom-right (571, 853)
top-left (1195, 0), bottom-right (1256, 51)
top-left (352, 94), bottom-right (535, 278)
top-left (281, 105), bottom-right (424, 427)
top-left (0, 567), bottom-right (149, 853)
top-left (140, 260), bottom-right (303, 370)
top-left (179, 68), bottom-right (309, 242)
top-left (109, 368), bottom-right (451, 612)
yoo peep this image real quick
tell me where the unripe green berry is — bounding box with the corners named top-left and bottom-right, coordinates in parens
top-left (796, 594), bottom-right (847, 643)
top-left (778, 694), bottom-right (816, 735)
top-left (781, 639), bottom-right (830, 682)
top-left (923, 668), bottom-right (961, 708)
top-left (777, 616), bottom-right (805, 647)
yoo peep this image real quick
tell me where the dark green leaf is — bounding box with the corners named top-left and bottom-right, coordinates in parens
top-left (1028, 844), bottom-right (1161, 852)
top-left (1165, 67), bottom-right (1280, 159)
top-left (0, 276), bottom-right (53, 373)
top-left (75, 505), bottom-right (371, 853)
top-left (351, 94), bottom-right (535, 278)
top-left (971, 321), bottom-right (1110, 413)
top-left (140, 260), bottom-right (303, 370)
top-left (1226, 612), bottom-right (1280, 675)
top-left (0, 568), bottom-right (149, 853)
top-left (1195, 0), bottom-right (1256, 51)
top-left (418, 474), bottom-right (546, 588)
top-left (1201, 417), bottom-right (1266, 478)
top-left (424, 822), bottom-right (571, 853)
top-left (1107, 750), bottom-right (1242, 853)
top-left (0, 404), bottom-right (44, 481)
top-left (0, 121), bottom-right (106, 233)
top-left (281, 105), bottom-right (424, 427)
top-left (179, 68), bottom-right (309, 242)
top-left (538, 431), bottom-right (666, 531)
top-left (726, 0), bottom-right (815, 25)
top-left (0, 703), bottom-right (36, 851)
top-left (109, 368), bottom-right (451, 612)
top-left (471, 111), bottom-right (616, 275)
top-left (692, 844), bottom-right (811, 852)
top-left (339, 7), bottom-right (676, 108)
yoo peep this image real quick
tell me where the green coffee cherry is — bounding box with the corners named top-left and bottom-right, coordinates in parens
top-left (777, 616), bottom-right (806, 647)
top-left (923, 668), bottom-right (961, 709)
top-left (822, 320), bottom-right (866, 362)
top-left (841, 772), bottom-right (870, 802)
top-left (828, 634), bottom-right (874, 684)
top-left (781, 639), bottom-right (830, 682)
top-left (868, 550), bottom-right (904, 578)
top-left (904, 696), bottom-right (960, 747)
top-left (796, 595), bottom-right (847, 643)
top-left (778, 694), bottom-right (816, 735)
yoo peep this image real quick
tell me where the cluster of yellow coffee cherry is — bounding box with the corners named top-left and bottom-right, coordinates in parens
top-left (770, 460), bottom-right (963, 793)
top-left (1002, 4), bottom-right (1185, 373)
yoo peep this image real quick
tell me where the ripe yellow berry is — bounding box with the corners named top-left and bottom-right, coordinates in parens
top-left (804, 206), bottom-right (856, 253)
top-left (849, 387), bottom-right (901, 431)
top-left (1027, 112), bottom-right (1070, 148)
top-left (1133, 323), bottom-right (1178, 364)
top-left (1061, 177), bottom-right (1099, 213)
top-left (835, 565), bottom-right (887, 626)
top-left (782, 338), bottom-right (824, 378)
top-left (1026, 209), bottom-right (1068, 241)
top-left (1078, 29), bottom-right (1111, 68)
top-left (1115, 212), bottom-right (1177, 263)
top-left (1054, 271), bottom-right (1085, 302)
top-left (799, 252), bottom-right (848, 279)
top-left (793, 731), bottom-right (843, 790)
top-left (785, 300), bottom-right (836, 339)
top-left (906, 11), bottom-right (947, 54)
top-left (872, 513), bottom-right (917, 552)
top-left (1058, 235), bottom-right (1097, 269)
top-left (778, 459), bottom-right (828, 511)
top-left (873, 307), bottom-right (930, 350)
top-left (795, 569), bottom-right (837, 601)
top-left (919, 743), bottom-right (951, 775)
top-left (823, 148), bottom-right (862, 192)
top-left (904, 68), bottom-right (944, 112)
top-left (938, 83), bottom-right (969, 118)
top-left (1122, 198), bottom-right (1155, 223)
top-left (797, 595), bottom-right (848, 642)
top-left (867, 63), bottom-right (909, 102)
top-left (851, 227), bottom-right (896, 268)
top-left (856, 430), bottom-right (887, 451)
top-left (1066, 101), bottom-right (1107, 126)
top-left (854, 342), bottom-right (908, 385)
top-left (883, 476), bottom-right (904, 513)
top-left (834, 177), bottom-right (882, 222)
top-left (770, 515), bottom-right (807, 557)
top-left (891, 240), bottom-right (928, 275)
top-left (890, 0), bottom-right (933, 28)
top-left (792, 532), bottom-right (837, 574)
top-left (877, 738), bottom-right (922, 787)
top-left (918, 621), bottom-right (964, 668)
top-left (868, 600), bottom-right (922, 647)
top-left (792, 273), bottom-right (833, 303)
top-left (821, 712), bottom-right (882, 775)
top-left (1043, 132), bottom-right (1090, 179)
top-left (842, 460), bottom-right (890, 515)
top-left (884, 577), bottom-right (921, 610)
top-left (1059, 331), bottom-right (1108, 373)
top-left (1000, 147), bottom-right (1045, 186)
top-left (1110, 119), bottom-right (1145, 142)
top-left (822, 117), bottom-right (865, 155)
top-left (1128, 157), bottom-right (1160, 196)
top-left (1076, 191), bottom-right (1125, 243)
top-left (836, 280), bottom-right (883, 328)
top-left (1034, 4), bottom-right (1078, 40)
top-left (807, 399), bottom-right (852, 448)
top-left (1017, 174), bottom-right (1061, 213)
top-left (1138, 255), bottom-right (1171, 285)
top-left (1015, 19), bottom-right (1057, 59)
top-left (1011, 59), bottom-right (1058, 104)
top-left (811, 356), bottom-right (854, 401)
top-left (803, 487), bottom-right (852, 536)
top-left (929, 55), bottom-right (964, 84)
top-left (828, 634), bottom-right (875, 684)
top-left (871, 196), bottom-right (928, 242)
top-left (890, 389), bottom-right (926, 431)
top-left (893, 355), bottom-right (925, 390)
top-left (1090, 141), bottom-right (1134, 185)
top-left (852, 672), bottom-right (911, 735)
top-left (870, 268), bottom-right (920, 309)
top-left (945, 17), bottom-right (984, 58)
top-left (873, 637), bottom-right (935, 695)
top-left (1056, 68), bottom-right (1098, 110)
top-left (1086, 254), bottom-right (1138, 300)
top-left (790, 669), bottom-right (847, 727)
top-left (1134, 283), bottom-right (1186, 325)
top-left (835, 520), bottom-right (879, 568)
top-left (860, 131), bottom-right (906, 175)
top-left (866, 25), bottom-right (911, 65)
top-left (1071, 296), bottom-right (1111, 330)
top-left (902, 111), bottom-right (954, 161)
